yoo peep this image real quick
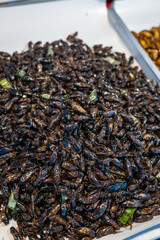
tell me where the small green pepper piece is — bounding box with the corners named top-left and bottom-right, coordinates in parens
top-left (89, 89), bottom-right (97, 102)
top-left (7, 190), bottom-right (17, 211)
top-left (119, 208), bottom-right (136, 225)
top-left (16, 70), bottom-right (26, 78)
top-left (0, 78), bottom-right (12, 88)
top-left (47, 45), bottom-right (53, 56)
top-left (41, 94), bottom-right (51, 100)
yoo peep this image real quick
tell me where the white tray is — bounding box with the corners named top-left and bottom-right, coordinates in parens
top-left (0, 0), bottom-right (160, 239)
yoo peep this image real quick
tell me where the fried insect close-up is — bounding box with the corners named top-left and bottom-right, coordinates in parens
top-left (0, 33), bottom-right (160, 240)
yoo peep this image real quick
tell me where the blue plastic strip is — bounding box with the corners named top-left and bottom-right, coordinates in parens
top-left (124, 224), bottom-right (160, 240)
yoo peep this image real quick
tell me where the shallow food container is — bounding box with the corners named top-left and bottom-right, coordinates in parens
top-left (112, 0), bottom-right (160, 85)
top-left (0, 0), bottom-right (160, 239)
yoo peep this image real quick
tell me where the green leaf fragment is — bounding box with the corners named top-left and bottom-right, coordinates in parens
top-left (63, 94), bottom-right (69, 99)
top-left (103, 56), bottom-right (115, 64)
top-left (103, 56), bottom-right (120, 65)
top-left (41, 94), bottom-right (51, 100)
top-left (16, 70), bottom-right (26, 78)
top-left (61, 194), bottom-right (69, 202)
top-left (117, 179), bottom-right (125, 183)
top-left (63, 94), bottom-right (71, 101)
top-left (89, 89), bottom-right (97, 102)
top-left (121, 89), bottom-right (129, 95)
top-left (7, 190), bottom-right (17, 210)
top-left (129, 113), bottom-right (139, 125)
top-left (119, 208), bottom-right (136, 225)
top-left (47, 45), bottom-right (53, 56)
top-left (0, 78), bottom-right (12, 89)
